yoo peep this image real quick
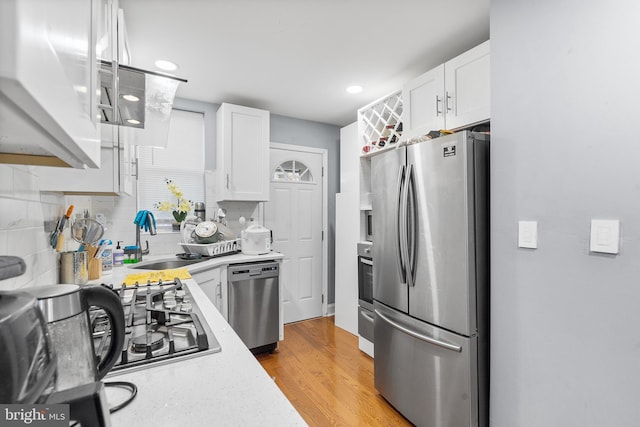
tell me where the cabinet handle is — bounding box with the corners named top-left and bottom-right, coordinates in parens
top-left (435, 95), bottom-right (442, 116)
top-left (446, 91), bottom-right (453, 114)
top-left (112, 59), bottom-right (119, 124)
top-left (131, 158), bottom-right (138, 179)
top-left (226, 174), bottom-right (230, 189)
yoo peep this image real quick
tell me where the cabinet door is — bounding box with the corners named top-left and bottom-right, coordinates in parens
top-left (192, 267), bottom-right (225, 318)
top-left (38, 125), bottom-right (133, 195)
top-left (334, 192), bottom-right (360, 336)
top-left (0, 0), bottom-right (101, 168)
top-left (402, 64), bottom-right (445, 139)
top-left (216, 103), bottom-right (270, 201)
top-left (444, 40), bottom-right (490, 130)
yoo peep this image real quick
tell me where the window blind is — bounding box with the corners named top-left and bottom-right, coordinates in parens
top-left (137, 109), bottom-right (205, 230)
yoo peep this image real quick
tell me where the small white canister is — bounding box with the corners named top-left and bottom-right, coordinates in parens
top-left (241, 224), bottom-right (272, 255)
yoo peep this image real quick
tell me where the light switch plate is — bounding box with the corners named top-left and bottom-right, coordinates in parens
top-left (518, 221), bottom-right (538, 249)
top-left (590, 219), bottom-right (620, 254)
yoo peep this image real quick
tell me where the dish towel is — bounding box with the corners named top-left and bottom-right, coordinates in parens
top-left (122, 268), bottom-right (192, 286)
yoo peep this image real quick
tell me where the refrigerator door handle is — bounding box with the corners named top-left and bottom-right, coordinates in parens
top-left (399, 164), bottom-right (410, 285)
top-left (375, 309), bottom-right (462, 353)
top-left (406, 163), bottom-right (417, 287)
top-left (395, 165), bottom-right (407, 283)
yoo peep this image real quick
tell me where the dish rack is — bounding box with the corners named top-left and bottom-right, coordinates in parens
top-left (179, 239), bottom-right (241, 257)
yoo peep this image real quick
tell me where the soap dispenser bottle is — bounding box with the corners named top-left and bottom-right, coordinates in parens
top-left (113, 241), bottom-right (125, 267)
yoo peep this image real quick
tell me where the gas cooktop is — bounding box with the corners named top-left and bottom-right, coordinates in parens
top-left (92, 278), bottom-right (221, 374)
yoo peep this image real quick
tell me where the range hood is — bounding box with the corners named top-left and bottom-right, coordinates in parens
top-left (99, 61), bottom-right (187, 148)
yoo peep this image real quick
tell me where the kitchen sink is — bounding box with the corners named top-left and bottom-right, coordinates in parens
top-left (131, 258), bottom-right (205, 270)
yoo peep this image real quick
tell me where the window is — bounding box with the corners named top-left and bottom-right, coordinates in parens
top-left (137, 109), bottom-right (205, 231)
top-left (272, 160), bottom-right (314, 183)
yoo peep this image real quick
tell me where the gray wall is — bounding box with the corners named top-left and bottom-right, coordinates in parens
top-left (271, 114), bottom-right (341, 304)
top-left (173, 99), bottom-right (341, 304)
top-left (491, 1), bottom-right (640, 426)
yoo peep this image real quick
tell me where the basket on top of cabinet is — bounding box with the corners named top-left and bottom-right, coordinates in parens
top-left (358, 90), bottom-right (403, 157)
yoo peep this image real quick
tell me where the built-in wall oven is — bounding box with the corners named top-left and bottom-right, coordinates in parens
top-left (357, 242), bottom-right (374, 350)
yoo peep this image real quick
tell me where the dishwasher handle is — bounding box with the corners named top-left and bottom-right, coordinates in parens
top-left (229, 262), bottom-right (280, 281)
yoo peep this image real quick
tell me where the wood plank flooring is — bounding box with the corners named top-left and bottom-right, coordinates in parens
top-left (255, 316), bottom-right (412, 427)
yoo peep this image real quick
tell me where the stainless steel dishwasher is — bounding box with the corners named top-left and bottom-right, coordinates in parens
top-left (228, 261), bottom-right (279, 353)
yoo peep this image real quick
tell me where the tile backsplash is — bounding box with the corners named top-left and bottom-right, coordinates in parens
top-left (0, 165), bottom-right (64, 290)
top-left (0, 165), bottom-right (262, 291)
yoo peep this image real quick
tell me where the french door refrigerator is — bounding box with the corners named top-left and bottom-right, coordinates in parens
top-left (372, 131), bottom-right (489, 427)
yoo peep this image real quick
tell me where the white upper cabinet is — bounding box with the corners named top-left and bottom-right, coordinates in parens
top-left (216, 103), bottom-right (270, 202)
top-left (0, 0), bottom-right (101, 168)
top-left (444, 40), bottom-right (491, 130)
top-left (39, 125), bottom-right (134, 195)
top-left (403, 64), bottom-right (446, 137)
top-left (37, 0), bottom-right (134, 195)
top-left (403, 40), bottom-right (490, 139)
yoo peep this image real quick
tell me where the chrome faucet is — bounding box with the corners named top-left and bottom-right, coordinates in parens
top-left (134, 210), bottom-right (157, 262)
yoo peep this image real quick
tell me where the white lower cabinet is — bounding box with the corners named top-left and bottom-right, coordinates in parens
top-left (192, 266), bottom-right (227, 320)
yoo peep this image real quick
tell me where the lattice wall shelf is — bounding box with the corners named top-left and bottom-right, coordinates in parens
top-left (357, 90), bottom-right (403, 157)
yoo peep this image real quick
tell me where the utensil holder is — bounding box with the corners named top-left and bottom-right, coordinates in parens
top-left (60, 251), bottom-right (88, 284)
top-left (87, 246), bottom-right (101, 280)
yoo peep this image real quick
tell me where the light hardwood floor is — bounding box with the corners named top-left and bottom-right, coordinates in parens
top-left (256, 316), bottom-right (412, 427)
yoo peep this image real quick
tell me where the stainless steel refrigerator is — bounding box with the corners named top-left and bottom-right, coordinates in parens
top-left (372, 131), bottom-right (489, 427)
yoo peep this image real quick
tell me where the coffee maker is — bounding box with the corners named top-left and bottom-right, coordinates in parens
top-left (0, 290), bottom-right (57, 403)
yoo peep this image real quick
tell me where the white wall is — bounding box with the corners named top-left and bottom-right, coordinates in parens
top-left (491, 1), bottom-right (640, 426)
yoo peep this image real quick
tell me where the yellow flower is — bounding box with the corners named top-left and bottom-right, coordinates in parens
top-left (155, 178), bottom-right (192, 222)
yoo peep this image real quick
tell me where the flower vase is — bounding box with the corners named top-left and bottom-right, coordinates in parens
top-left (172, 221), bottom-right (182, 231)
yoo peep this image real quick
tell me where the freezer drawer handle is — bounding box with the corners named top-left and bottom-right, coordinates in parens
top-left (375, 309), bottom-right (462, 353)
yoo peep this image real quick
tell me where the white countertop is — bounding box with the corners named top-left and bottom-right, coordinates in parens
top-left (97, 252), bottom-right (306, 427)
top-left (93, 251), bottom-right (285, 286)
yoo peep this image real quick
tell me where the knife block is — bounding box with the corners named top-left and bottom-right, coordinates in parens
top-left (87, 246), bottom-right (101, 280)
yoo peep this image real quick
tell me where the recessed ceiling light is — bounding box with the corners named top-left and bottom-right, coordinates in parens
top-left (154, 59), bottom-right (178, 71)
top-left (122, 94), bottom-right (140, 102)
top-left (126, 119), bottom-right (141, 125)
top-left (346, 85), bottom-right (363, 94)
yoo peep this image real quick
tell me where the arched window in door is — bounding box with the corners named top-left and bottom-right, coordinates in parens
top-left (272, 160), bottom-right (314, 183)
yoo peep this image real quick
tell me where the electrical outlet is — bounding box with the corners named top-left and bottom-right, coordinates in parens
top-left (590, 219), bottom-right (620, 254)
top-left (518, 221), bottom-right (538, 249)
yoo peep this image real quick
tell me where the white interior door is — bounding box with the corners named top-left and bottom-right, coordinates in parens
top-left (265, 146), bottom-right (324, 324)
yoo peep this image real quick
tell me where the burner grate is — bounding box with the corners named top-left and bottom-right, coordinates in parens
top-left (92, 278), bottom-right (221, 374)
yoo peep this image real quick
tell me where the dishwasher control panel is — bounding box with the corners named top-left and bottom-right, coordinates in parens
top-left (229, 262), bottom-right (279, 279)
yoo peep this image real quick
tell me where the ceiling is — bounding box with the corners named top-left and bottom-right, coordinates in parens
top-left (120, 0), bottom-right (490, 127)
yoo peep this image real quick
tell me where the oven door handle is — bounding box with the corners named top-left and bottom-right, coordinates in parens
top-left (360, 258), bottom-right (373, 266)
top-left (361, 310), bottom-right (374, 323)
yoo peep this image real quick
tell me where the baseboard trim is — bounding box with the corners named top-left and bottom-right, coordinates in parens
top-left (325, 303), bottom-right (335, 316)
